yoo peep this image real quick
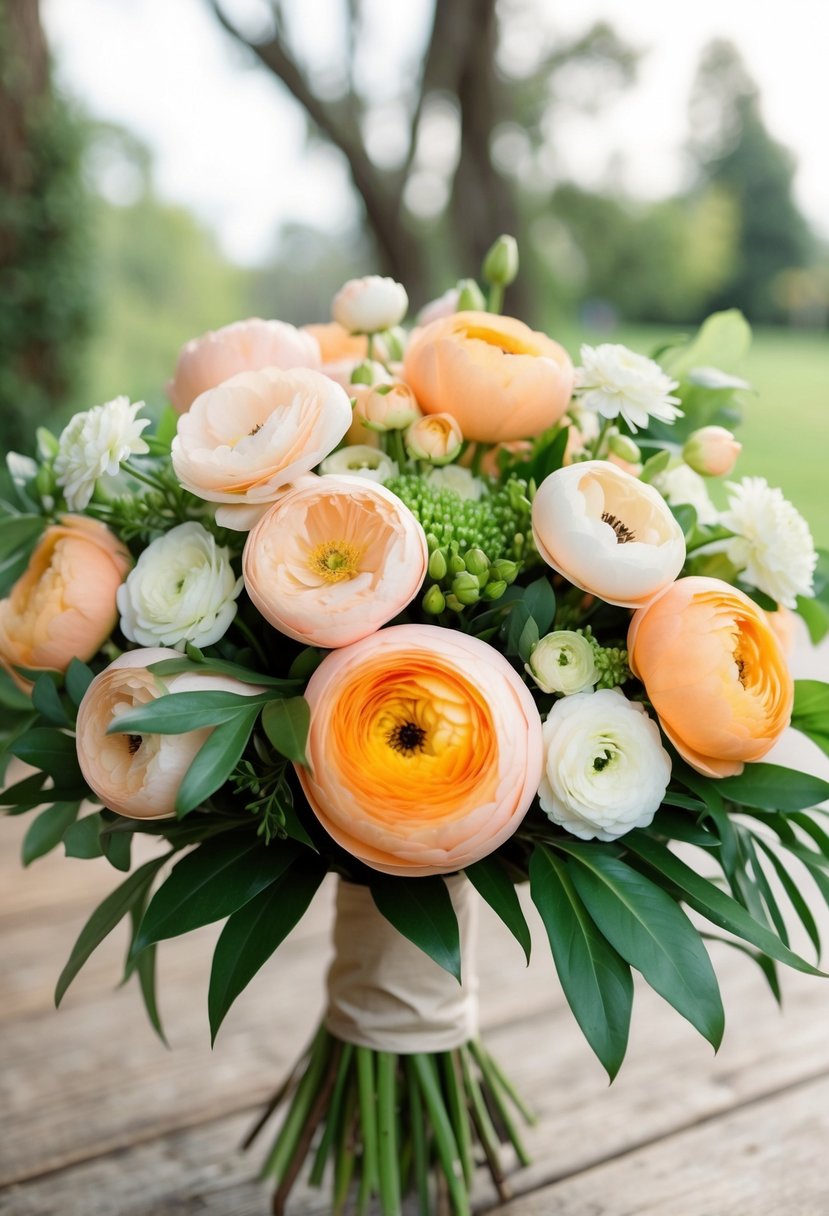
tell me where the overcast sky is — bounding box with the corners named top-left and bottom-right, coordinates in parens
top-left (42, 0), bottom-right (829, 264)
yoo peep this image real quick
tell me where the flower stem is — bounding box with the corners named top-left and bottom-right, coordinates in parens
top-left (356, 1046), bottom-right (379, 1214)
top-left (122, 460), bottom-right (168, 493)
top-left (589, 417), bottom-right (613, 460)
top-left (376, 1051), bottom-right (402, 1215)
top-left (487, 283), bottom-right (504, 314)
top-left (411, 1053), bottom-right (470, 1216)
top-left (406, 1056), bottom-right (431, 1216)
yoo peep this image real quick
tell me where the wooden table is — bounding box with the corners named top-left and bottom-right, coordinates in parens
top-left (1, 640), bottom-right (828, 1215)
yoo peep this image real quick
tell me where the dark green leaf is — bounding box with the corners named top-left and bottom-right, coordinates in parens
top-left (32, 675), bottom-right (70, 727)
top-left (517, 616), bottom-right (539, 664)
top-left (175, 705), bottom-right (261, 816)
top-left (108, 690), bottom-right (272, 736)
top-left (148, 656), bottom-right (299, 690)
top-left (791, 681), bottom-right (829, 759)
top-left (288, 648), bottom-right (325, 680)
top-left (55, 854), bottom-right (170, 1006)
top-left (559, 842), bottom-right (724, 1049)
top-left (0, 513), bottom-right (46, 562)
top-left (796, 595), bottom-right (829, 645)
top-left (123, 896), bottom-right (166, 1044)
top-left (23, 802), bottom-right (80, 865)
top-left (0, 667), bottom-right (34, 711)
top-left (371, 875), bottom-right (461, 982)
top-left (208, 860), bottom-right (324, 1041)
top-left (262, 697), bottom-right (311, 766)
top-left (465, 856), bottom-right (531, 963)
top-left (753, 835), bottom-right (820, 957)
top-left (717, 763), bottom-right (829, 812)
top-left (701, 934), bottom-right (781, 1005)
top-left (11, 728), bottom-right (83, 783)
top-left (739, 833), bottom-right (789, 946)
top-left (65, 659), bottom-right (95, 708)
top-left (101, 825), bottom-right (132, 872)
top-left (669, 503), bottom-right (697, 538)
top-left (0, 769), bottom-right (48, 809)
top-left (63, 813), bottom-right (105, 860)
top-left (648, 807), bottom-right (721, 847)
top-left (523, 577), bottom-right (556, 635)
top-left (530, 847), bottom-right (632, 1080)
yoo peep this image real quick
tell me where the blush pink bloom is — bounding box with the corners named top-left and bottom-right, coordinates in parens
top-left (167, 318), bottom-right (321, 413)
top-left (297, 624), bottom-right (543, 875)
top-left (75, 648), bottom-right (264, 819)
top-left (682, 426), bottom-right (742, 478)
top-left (0, 516), bottom-right (130, 687)
top-left (332, 276), bottom-right (408, 334)
top-left (243, 477), bottom-right (428, 648)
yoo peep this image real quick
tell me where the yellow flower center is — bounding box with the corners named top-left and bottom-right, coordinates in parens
top-left (308, 539), bottom-right (362, 583)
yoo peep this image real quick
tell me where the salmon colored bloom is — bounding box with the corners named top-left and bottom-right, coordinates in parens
top-left (405, 414), bottom-right (463, 464)
top-left (402, 310), bottom-right (574, 443)
top-left (628, 576), bottom-right (793, 778)
top-left (532, 460), bottom-right (685, 608)
top-left (75, 649), bottom-right (263, 819)
top-left (297, 624), bottom-right (543, 875)
top-left (0, 516), bottom-right (130, 686)
top-left (243, 477), bottom-right (428, 648)
top-left (168, 318), bottom-right (321, 412)
top-left (171, 367), bottom-right (352, 530)
top-left (343, 384), bottom-right (381, 449)
top-left (682, 426), bottom-right (742, 478)
top-left (302, 322), bottom-right (368, 364)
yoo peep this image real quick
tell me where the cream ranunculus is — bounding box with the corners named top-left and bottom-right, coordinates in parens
top-left (55, 397), bottom-right (151, 510)
top-left (532, 460), bottom-right (686, 608)
top-left (720, 477), bottom-right (816, 609)
top-left (332, 276), bottom-right (409, 334)
top-left (425, 465), bottom-right (485, 502)
top-left (243, 476), bottom-right (428, 648)
top-left (117, 522), bottom-right (242, 649)
top-left (171, 367), bottom-right (352, 530)
top-left (319, 445), bottom-right (398, 483)
top-left (526, 631), bottom-right (598, 696)
top-left (538, 689), bottom-right (671, 841)
top-left (75, 648), bottom-right (263, 819)
top-left (576, 344), bottom-right (682, 432)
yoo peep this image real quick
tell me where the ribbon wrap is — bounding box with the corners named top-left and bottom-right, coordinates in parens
top-left (325, 875), bottom-right (479, 1053)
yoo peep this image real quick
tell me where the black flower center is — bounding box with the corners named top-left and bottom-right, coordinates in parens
top-left (387, 721), bottom-right (427, 754)
top-left (602, 511), bottom-right (636, 544)
top-left (127, 734), bottom-right (143, 756)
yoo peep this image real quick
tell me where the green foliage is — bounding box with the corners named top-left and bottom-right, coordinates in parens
top-left (465, 856), bottom-right (532, 963)
top-left (370, 876), bottom-right (462, 982)
top-left (791, 681), bottom-right (829, 758)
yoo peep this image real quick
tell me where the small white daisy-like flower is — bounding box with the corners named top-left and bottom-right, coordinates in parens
top-left (721, 476), bottom-right (817, 608)
top-left (576, 344), bottom-right (682, 433)
top-left (55, 396), bottom-right (151, 510)
top-left (319, 445), bottom-right (398, 484)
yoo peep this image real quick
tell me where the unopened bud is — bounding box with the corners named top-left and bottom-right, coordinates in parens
top-left (448, 552), bottom-right (466, 575)
top-left (456, 278), bottom-right (486, 311)
top-left (491, 559), bottom-right (519, 584)
top-left (428, 549), bottom-right (448, 581)
top-left (422, 585), bottom-right (446, 615)
top-left (608, 432), bottom-right (642, 464)
top-left (464, 548), bottom-right (490, 578)
top-left (350, 360), bottom-right (388, 386)
top-left (683, 426), bottom-right (742, 478)
top-left (482, 235), bottom-right (519, 288)
top-left (481, 579), bottom-right (508, 601)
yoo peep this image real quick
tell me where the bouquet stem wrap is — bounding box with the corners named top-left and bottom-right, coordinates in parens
top-left (325, 875), bottom-right (480, 1052)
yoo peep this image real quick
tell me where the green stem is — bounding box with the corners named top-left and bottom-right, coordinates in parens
top-left (406, 1056), bottom-right (431, 1216)
top-left (469, 1042), bottom-right (531, 1167)
top-left (260, 1025), bottom-right (331, 1181)
top-left (333, 1080), bottom-right (359, 1215)
top-left (459, 1045), bottom-right (510, 1202)
top-left (390, 427), bottom-right (408, 471)
top-left (233, 615), bottom-right (269, 667)
top-left (487, 283), bottom-right (504, 314)
top-left (356, 1046), bottom-right (379, 1215)
top-left (589, 416), bottom-right (613, 460)
top-left (473, 1040), bottom-right (536, 1125)
top-left (441, 1052), bottom-right (474, 1187)
top-left (377, 1051), bottom-right (402, 1215)
top-left (468, 443), bottom-right (485, 477)
top-left (411, 1053), bottom-right (470, 1216)
top-left (309, 1041), bottom-right (354, 1186)
top-left (122, 460), bottom-right (168, 492)
top-left (366, 333), bottom-right (375, 362)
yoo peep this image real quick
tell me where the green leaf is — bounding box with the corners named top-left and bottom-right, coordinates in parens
top-left (517, 616), bottom-right (539, 664)
top-left (0, 667), bottom-right (34, 711)
top-left (796, 595), bottom-right (829, 645)
top-left (262, 697), bottom-right (311, 766)
top-left (648, 807), bottom-right (721, 847)
top-left (11, 727), bottom-right (83, 783)
top-left (208, 860), bottom-right (324, 1041)
top-left (32, 674), bottom-right (70, 727)
top-left (0, 769), bottom-right (48, 809)
top-left (662, 310), bottom-right (751, 380)
top-left (701, 933), bottom-right (781, 1006)
top-left (623, 833), bottom-right (824, 976)
top-left (108, 689), bottom-right (272, 736)
top-left (560, 842), bottom-right (724, 1049)
top-left (22, 802), bottom-right (80, 865)
top-left (523, 577), bottom-right (556, 635)
top-left (465, 856), bottom-right (532, 963)
top-left (55, 854), bottom-right (170, 1006)
top-left (133, 835), bottom-right (301, 950)
top-left (101, 825), bottom-right (132, 872)
top-left (63, 813), bottom-right (105, 860)
top-left (639, 449), bottom-right (672, 484)
top-left (175, 705), bottom-right (261, 816)
top-left (791, 681), bottom-right (829, 759)
top-left (288, 647), bottom-right (325, 681)
top-left (529, 847), bottom-right (632, 1080)
top-left (753, 835), bottom-right (820, 957)
top-left (716, 763), bottom-right (829, 812)
top-left (531, 426), bottom-right (570, 484)
top-left (148, 656), bottom-right (299, 690)
top-left (65, 659), bottom-right (95, 708)
top-left (371, 875), bottom-right (461, 982)
top-left (0, 513), bottom-right (46, 562)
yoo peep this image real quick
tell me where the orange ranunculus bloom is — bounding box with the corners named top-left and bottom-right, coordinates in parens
top-left (402, 310), bottom-right (573, 444)
top-left (628, 576), bottom-right (794, 778)
top-left (0, 516), bottom-right (130, 687)
top-left (302, 322), bottom-right (368, 364)
top-left (297, 624), bottom-right (543, 875)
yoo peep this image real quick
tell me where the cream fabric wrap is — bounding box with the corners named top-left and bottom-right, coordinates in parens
top-left (325, 874), bottom-right (479, 1052)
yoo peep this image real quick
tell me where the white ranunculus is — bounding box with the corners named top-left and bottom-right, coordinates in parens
top-left (332, 275), bottom-right (409, 334)
top-left (538, 689), bottom-right (671, 841)
top-left (721, 476), bottom-right (817, 608)
top-left (319, 445), bottom-right (398, 483)
top-left (526, 631), bottom-right (598, 696)
top-left (426, 465), bottom-right (485, 501)
top-left (652, 461), bottom-right (719, 526)
top-left (577, 344), bottom-right (682, 433)
top-left (117, 521), bottom-right (242, 649)
top-left (55, 396), bottom-right (151, 510)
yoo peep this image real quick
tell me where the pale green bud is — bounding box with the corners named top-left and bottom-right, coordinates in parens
top-left (445, 593), bottom-right (464, 613)
top-left (36, 427), bottom-right (59, 460)
top-left (482, 235), bottom-right (519, 287)
top-left (350, 360), bottom-right (387, 386)
top-left (448, 553), bottom-right (466, 575)
top-left (608, 432), bottom-right (642, 464)
top-left (422, 585), bottom-right (446, 615)
top-left (481, 579), bottom-right (507, 601)
top-left (428, 549), bottom-right (448, 581)
top-left (464, 548), bottom-right (490, 578)
top-left (490, 559), bottom-right (519, 585)
top-left (456, 278), bottom-right (486, 311)
top-left (452, 572), bottom-right (480, 605)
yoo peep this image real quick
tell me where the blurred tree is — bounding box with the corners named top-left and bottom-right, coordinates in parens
top-left (688, 40), bottom-right (815, 322)
top-left (0, 0), bottom-right (91, 449)
top-left (208, 0), bottom-right (638, 312)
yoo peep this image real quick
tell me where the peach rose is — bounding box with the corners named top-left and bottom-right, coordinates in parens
top-left (167, 318), bottom-right (321, 412)
top-left (171, 367), bottom-right (352, 530)
top-left (243, 477), bottom-right (428, 648)
top-left (0, 516), bottom-right (130, 686)
top-left (402, 310), bottom-right (574, 443)
top-left (75, 648), bottom-right (263, 819)
top-left (297, 624), bottom-right (543, 875)
top-left (628, 577), bottom-right (793, 778)
top-left (532, 461), bottom-right (686, 608)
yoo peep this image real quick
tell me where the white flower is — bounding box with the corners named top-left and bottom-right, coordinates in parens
top-left (55, 396), bottom-right (151, 510)
top-left (652, 462), bottom-right (719, 526)
top-left (117, 522), bottom-right (242, 650)
top-left (6, 452), bottom-right (38, 487)
top-left (538, 689), bottom-right (671, 841)
top-left (721, 477), bottom-right (817, 608)
top-left (426, 465), bottom-right (485, 501)
top-left (577, 344), bottom-right (682, 433)
top-left (526, 631), bottom-right (599, 696)
top-left (332, 275), bottom-right (409, 334)
top-left (319, 445), bottom-right (398, 484)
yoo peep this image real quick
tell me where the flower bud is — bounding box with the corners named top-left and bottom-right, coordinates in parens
top-left (422, 584), bottom-right (446, 615)
top-left (332, 275), bottom-right (408, 334)
top-left (525, 630), bottom-right (599, 696)
top-left (350, 360), bottom-right (388, 386)
top-left (445, 593), bottom-right (464, 613)
top-left (405, 413), bottom-right (463, 465)
top-left (381, 326), bottom-right (407, 361)
top-left (608, 431), bottom-right (642, 464)
top-left (482, 579), bottom-right (507, 601)
top-left (448, 552), bottom-right (466, 575)
top-left (490, 559), bottom-right (519, 585)
top-left (456, 278), bottom-right (487, 311)
top-left (452, 572), bottom-right (480, 605)
top-left (362, 382), bottom-right (421, 432)
top-left (482, 235), bottom-right (519, 287)
top-left (428, 548), bottom-right (448, 581)
top-left (682, 426), bottom-right (742, 477)
top-left (36, 426), bottom-right (59, 460)
top-left (464, 548), bottom-right (490, 578)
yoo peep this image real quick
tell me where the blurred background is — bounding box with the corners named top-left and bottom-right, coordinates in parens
top-left (2, 0), bottom-right (827, 539)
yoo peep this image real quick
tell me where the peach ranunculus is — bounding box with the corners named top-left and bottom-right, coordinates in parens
top-left (0, 516), bottom-right (130, 686)
top-left (171, 367), bottom-right (353, 530)
top-left (75, 648), bottom-right (264, 819)
top-left (402, 310), bottom-right (574, 443)
top-left (297, 624), bottom-right (543, 875)
top-left (167, 318), bottom-right (321, 413)
top-left (532, 460), bottom-right (686, 608)
top-left (628, 576), bottom-right (794, 778)
top-left (682, 426), bottom-right (742, 478)
top-left (343, 384), bottom-right (380, 449)
top-left (405, 413), bottom-right (463, 464)
top-left (243, 477), bottom-right (428, 648)
top-left (302, 322), bottom-right (368, 364)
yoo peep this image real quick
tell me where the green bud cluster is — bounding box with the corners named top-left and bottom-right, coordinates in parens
top-left (577, 626), bottom-right (631, 690)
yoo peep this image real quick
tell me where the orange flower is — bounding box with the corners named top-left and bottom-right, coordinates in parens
top-left (628, 576), bottom-right (793, 778)
top-left (297, 624), bottom-right (543, 875)
top-left (402, 310), bottom-right (573, 443)
top-left (302, 322), bottom-right (368, 364)
top-left (0, 517), bottom-right (130, 686)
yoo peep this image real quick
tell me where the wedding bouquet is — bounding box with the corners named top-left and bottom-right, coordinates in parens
top-left (2, 236), bottom-right (828, 1216)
